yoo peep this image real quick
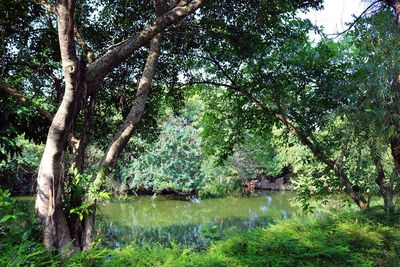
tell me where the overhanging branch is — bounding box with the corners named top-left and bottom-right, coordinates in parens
top-left (86, 0), bottom-right (205, 85)
top-left (326, 0), bottom-right (381, 38)
top-left (0, 83), bottom-right (54, 122)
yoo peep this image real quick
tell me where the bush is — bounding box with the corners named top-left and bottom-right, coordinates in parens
top-left (0, 189), bottom-right (54, 266)
top-left (0, 240), bottom-right (57, 267)
top-left (198, 176), bottom-right (242, 198)
top-left (0, 189), bottom-right (40, 243)
top-left (0, 136), bottom-right (43, 195)
top-left (119, 116), bottom-right (205, 193)
top-left (118, 115), bottom-right (242, 196)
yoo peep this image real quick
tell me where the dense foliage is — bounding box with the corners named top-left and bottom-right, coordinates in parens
top-left (1, 0), bottom-right (400, 259)
top-left (119, 115), bottom-right (205, 194)
top-left (193, 6), bottom-right (400, 209)
top-left (109, 97), bottom-right (244, 196)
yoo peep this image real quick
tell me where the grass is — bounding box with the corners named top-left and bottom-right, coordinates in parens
top-left (1, 207), bottom-right (400, 267)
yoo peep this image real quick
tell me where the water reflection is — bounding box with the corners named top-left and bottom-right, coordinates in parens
top-left (96, 191), bottom-right (301, 249)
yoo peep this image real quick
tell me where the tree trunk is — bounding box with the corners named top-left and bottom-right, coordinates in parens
top-left (103, 33), bottom-right (163, 168)
top-left (35, 0), bottom-right (80, 254)
top-left (334, 165), bottom-right (369, 210)
top-left (371, 147), bottom-right (395, 210)
top-left (82, 32), bottom-right (163, 251)
top-left (81, 203), bottom-right (96, 250)
top-left (75, 92), bottom-right (97, 172)
top-left (390, 137), bottom-right (400, 173)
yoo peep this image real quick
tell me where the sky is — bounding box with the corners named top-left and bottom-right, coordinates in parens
top-left (299, 0), bottom-right (371, 40)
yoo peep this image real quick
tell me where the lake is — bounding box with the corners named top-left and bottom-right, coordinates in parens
top-left (18, 191), bottom-right (308, 250)
top-left (95, 191), bottom-right (305, 249)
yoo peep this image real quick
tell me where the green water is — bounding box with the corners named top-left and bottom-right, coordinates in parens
top-left (95, 191), bottom-right (303, 249)
top-left (16, 191), bottom-right (305, 249)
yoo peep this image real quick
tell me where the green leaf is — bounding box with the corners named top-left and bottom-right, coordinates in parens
top-left (0, 214), bottom-right (17, 223)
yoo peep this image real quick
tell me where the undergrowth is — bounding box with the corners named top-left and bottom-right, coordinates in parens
top-left (1, 207), bottom-right (399, 267)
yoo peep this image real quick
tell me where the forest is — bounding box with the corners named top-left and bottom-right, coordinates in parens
top-left (0, 0), bottom-right (400, 266)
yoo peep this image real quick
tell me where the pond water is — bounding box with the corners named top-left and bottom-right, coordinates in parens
top-left (95, 191), bottom-right (304, 249)
top-left (17, 191), bottom-right (307, 250)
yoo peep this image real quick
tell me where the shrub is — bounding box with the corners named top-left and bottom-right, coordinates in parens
top-left (119, 117), bottom-right (205, 193)
top-left (118, 115), bottom-right (242, 196)
top-left (0, 240), bottom-right (57, 267)
top-left (0, 189), bottom-right (40, 243)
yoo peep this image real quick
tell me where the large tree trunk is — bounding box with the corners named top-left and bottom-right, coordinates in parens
top-left (333, 165), bottom-right (369, 210)
top-left (35, 0), bottom-right (80, 253)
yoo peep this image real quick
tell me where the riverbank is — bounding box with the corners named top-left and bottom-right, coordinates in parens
top-left (2, 207), bottom-right (399, 266)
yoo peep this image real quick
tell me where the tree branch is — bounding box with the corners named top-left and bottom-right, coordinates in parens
top-left (0, 83), bottom-right (54, 122)
top-left (37, 0), bottom-right (58, 14)
top-left (12, 61), bottom-right (61, 82)
top-left (187, 52), bottom-right (368, 207)
top-left (11, 61), bottom-right (63, 102)
top-left (203, 51), bottom-right (337, 167)
top-left (326, 0), bottom-right (381, 38)
top-left (86, 0), bottom-right (205, 86)
top-left (100, 1), bottom-right (167, 169)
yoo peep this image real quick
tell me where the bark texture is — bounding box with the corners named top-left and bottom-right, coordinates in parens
top-left (35, 0), bottom-right (80, 253)
top-left (371, 149), bottom-right (394, 209)
top-left (102, 33), bottom-right (163, 168)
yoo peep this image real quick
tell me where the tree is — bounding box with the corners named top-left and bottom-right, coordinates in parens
top-left (0, 0), bottom-right (326, 253)
top-left (0, 0), bottom-right (205, 253)
top-left (343, 8), bottom-right (400, 209)
top-left (189, 14), bottom-right (388, 209)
